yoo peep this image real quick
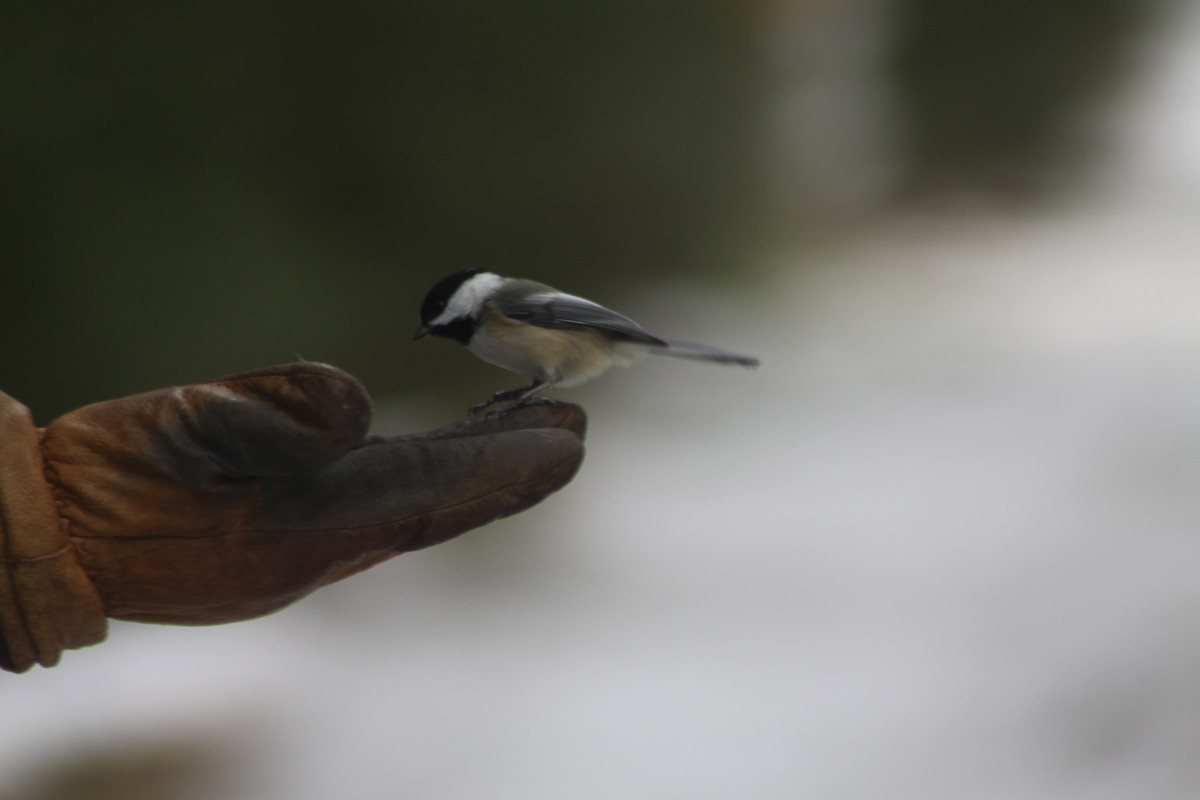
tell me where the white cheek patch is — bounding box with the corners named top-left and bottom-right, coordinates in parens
top-left (432, 272), bottom-right (505, 326)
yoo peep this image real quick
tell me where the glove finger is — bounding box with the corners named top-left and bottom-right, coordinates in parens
top-left (379, 401), bottom-right (588, 444)
top-left (261, 425), bottom-right (584, 540)
top-left (44, 363), bottom-right (372, 489)
top-left (177, 363), bottom-right (372, 478)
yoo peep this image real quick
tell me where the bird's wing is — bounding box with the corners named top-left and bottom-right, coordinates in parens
top-left (495, 292), bottom-right (668, 346)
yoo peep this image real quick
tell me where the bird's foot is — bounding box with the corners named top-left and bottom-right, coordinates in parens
top-left (479, 395), bottom-right (561, 420)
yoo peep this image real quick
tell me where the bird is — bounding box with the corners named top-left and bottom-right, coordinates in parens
top-left (415, 269), bottom-right (759, 415)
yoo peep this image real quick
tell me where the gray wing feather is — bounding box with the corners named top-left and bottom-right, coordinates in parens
top-left (497, 292), bottom-right (668, 347)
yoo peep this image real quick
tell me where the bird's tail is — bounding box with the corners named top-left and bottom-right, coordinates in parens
top-left (652, 340), bottom-right (760, 368)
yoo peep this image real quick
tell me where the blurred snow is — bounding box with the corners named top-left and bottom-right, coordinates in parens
top-left (5, 5), bottom-right (1200, 800)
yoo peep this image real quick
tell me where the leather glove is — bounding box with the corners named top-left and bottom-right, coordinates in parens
top-left (0, 363), bottom-right (586, 673)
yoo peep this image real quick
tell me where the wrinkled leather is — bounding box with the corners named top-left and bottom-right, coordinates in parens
top-left (0, 394), bottom-right (107, 673)
top-left (0, 363), bottom-right (586, 672)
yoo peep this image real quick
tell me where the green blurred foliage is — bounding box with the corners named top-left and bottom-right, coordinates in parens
top-left (890, 0), bottom-right (1154, 196)
top-left (0, 735), bottom-right (222, 800)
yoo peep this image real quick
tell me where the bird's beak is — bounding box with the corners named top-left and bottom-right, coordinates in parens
top-left (413, 325), bottom-right (430, 340)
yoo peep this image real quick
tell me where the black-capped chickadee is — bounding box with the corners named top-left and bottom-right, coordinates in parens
top-left (415, 270), bottom-right (759, 414)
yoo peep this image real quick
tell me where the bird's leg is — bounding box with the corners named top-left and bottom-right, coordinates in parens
top-left (469, 380), bottom-right (552, 417)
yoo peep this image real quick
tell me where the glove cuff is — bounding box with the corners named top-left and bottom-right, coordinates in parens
top-left (0, 391), bottom-right (107, 672)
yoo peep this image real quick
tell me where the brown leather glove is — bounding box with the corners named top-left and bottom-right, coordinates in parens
top-left (0, 363), bottom-right (586, 673)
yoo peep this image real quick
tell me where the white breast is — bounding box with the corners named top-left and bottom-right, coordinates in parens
top-left (467, 310), bottom-right (646, 387)
top-left (467, 324), bottom-right (549, 381)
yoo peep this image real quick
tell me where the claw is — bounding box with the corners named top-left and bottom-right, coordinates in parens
top-left (482, 396), bottom-right (560, 420)
top-left (467, 379), bottom-right (554, 419)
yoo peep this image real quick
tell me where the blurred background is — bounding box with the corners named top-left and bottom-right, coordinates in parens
top-left (3, 0), bottom-right (1200, 797)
